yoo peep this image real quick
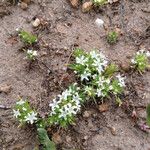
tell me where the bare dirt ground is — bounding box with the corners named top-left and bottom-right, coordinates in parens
top-left (0, 0), bottom-right (150, 150)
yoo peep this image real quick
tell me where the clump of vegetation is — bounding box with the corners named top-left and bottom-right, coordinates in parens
top-left (13, 98), bottom-right (37, 125)
top-left (13, 98), bottom-right (56, 149)
top-left (70, 49), bottom-right (126, 102)
top-left (19, 30), bottom-right (37, 45)
top-left (107, 31), bottom-right (118, 44)
top-left (92, 0), bottom-right (108, 6)
top-left (26, 49), bottom-right (38, 61)
top-left (131, 49), bottom-right (150, 72)
top-left (48, 83), bottom-right (84, 127)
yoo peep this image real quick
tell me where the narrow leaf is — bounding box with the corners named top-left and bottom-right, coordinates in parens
top-left (37, 128), bottom-right (56, 150)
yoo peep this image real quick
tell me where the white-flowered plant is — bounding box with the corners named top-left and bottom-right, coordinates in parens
top-left (70, 49), bottom-right (126, 100)
top-left (48, 83), bottom-right (85, 127)
top-left (13, 99), bottom-right (38, 125)
top-left (26, 49), bottom-right (38, 61)
top-left (131, 49), bottom-right (150, 72)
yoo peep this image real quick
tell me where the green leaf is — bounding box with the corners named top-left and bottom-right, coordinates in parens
top-left (104, 63), bottom-right (118, 77)
top-left (146, 104), bottom-right (150, 126)
top-left (37, 128), bottom-right (56, 150)
top-left (19, 30), bottom-right (37, 44)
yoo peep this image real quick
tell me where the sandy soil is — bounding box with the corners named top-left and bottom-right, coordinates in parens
top-left (0, 0), bottom-right (150, 150)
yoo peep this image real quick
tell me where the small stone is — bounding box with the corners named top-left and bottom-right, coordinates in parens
top-left (32, 18), bottom-right (41, 27)
top-left (99, 103), bottom-right (109, 112)
top-left (120, 62), bottom-right (130, 72)
top-left (83, 111), bottom-right (91, 118)
top-left (95, 18), bottom-right (104, 28)
top-left (83, 135), bottom-right (88, 140)
top-left (82, 1), bottom-right (93, 13)
top-left (66, 135), bottom-right (72, 143)
top-left (52, 133), bottom-right (62, 144)
top-left (70, 0), bottom-right (79, 8)
top-left (0, 84), bottom-right (11, 94)
top-left (20, 2), bottom-right (28, 10)
top-left (110, 127), bottom-right (116, 136)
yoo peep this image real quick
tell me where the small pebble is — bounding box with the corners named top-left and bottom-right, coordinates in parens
top-left (82, 1), bottom-right (93, 13)
top-left (32, 18), bottom-right (41, 27)
top-left (20, 2), bottom-right (28, 10)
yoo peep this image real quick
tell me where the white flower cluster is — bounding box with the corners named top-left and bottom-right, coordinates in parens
top-left (75, 50), bottom-right (108, 81)
top-left (49, 83), bottom-right (83, 126)
top-left (71, 49), bottom-right (126, 98)
top-left (116, 74), bottom-right (126, 87)
top-left (131, 49), bottom-right (150, 64)
top-left (26, 49), bottom-right (37, 60)
top-left (13, 99), bottom-right (37, 124)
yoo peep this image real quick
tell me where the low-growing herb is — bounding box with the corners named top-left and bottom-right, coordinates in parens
top-left (107, 31), bottom-right (118, 44)
top-left (19, 30), bottom-right (37, 45)
top-left (70, 49), bottom-right (126, 104)
top-left (131, 49), bottom-right (150, 72)
top-left (48, 83), bottom-right (85, 127)
top-left (26, 49), bottom-right (38, 61)
top-left (13, 98), bottom-right (38, 125)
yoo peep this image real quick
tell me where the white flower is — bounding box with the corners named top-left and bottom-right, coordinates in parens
top-left (81, 71), bottom-right (91, 81)
top-left (96, 76), bottom-right (105, 86)
top-left (139, 49), bottom-right (145, 54)
top-left (49, 98), bottom-right (60, 111)
top-left (22, 107), bottom-right (27, 111)
top-left (73, 94), bottom-right (82, 104)
top-left (59, 108), bottom-right (69, 120)
top-left (97, 89), bottom-right (102, 97)
top-left (16, 99), bottom-right (25, 105)
top-left (13, 109), bottom-right (21, 118)
top-left (146, 51), bottom-right (150, 57)
top-left (32, 50), bottom-right (38, 56)
top-left (59, 89), bottom-right (72, 100)
top-left (105, 78), bottom-right (110, 84)
top-left (27, 50), bottom-right (37, 56)
top-left (64, 104), bottom-right (77, 115)
top-left (109, 85), bottom-right (113, 90)
top-left (116, 74), bottom-right (126, 87)
top-left (25, 111), bottom-right (37, 124)
top-left (97, 64), bottom-right (104, 74)
top-left (90, 51), bottom-right (99, 59)
top-left (76, 55), bottom-right (87, 65)
top-left (95, 18), bottom-right (104, 28)
top-left (131, 58), bottom-right (136, 64)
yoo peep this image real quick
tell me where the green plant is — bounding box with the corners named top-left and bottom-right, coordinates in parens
top-left (146, 104), bottom-right (150, 127)
top-left (37, 128), bottom-right (56, 150)
top-left (13, 98), bottom-right (38, 125)
top-left (69, 49), bottom-right (126, 103)
top-left (19, 30), bottom-right (37, 45)
top-left (13, 99), bottom-right (56, 149)
top-left (131, 49), bottom-right (150, 72)
top-left (48, 83), bottom-right (85, 127)
top-left (107, 31), bottom-right (118, 44)
top-left (92, 0), bottom-right (108, 6)
top-left (26, 49), bottom-right (38, 61)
